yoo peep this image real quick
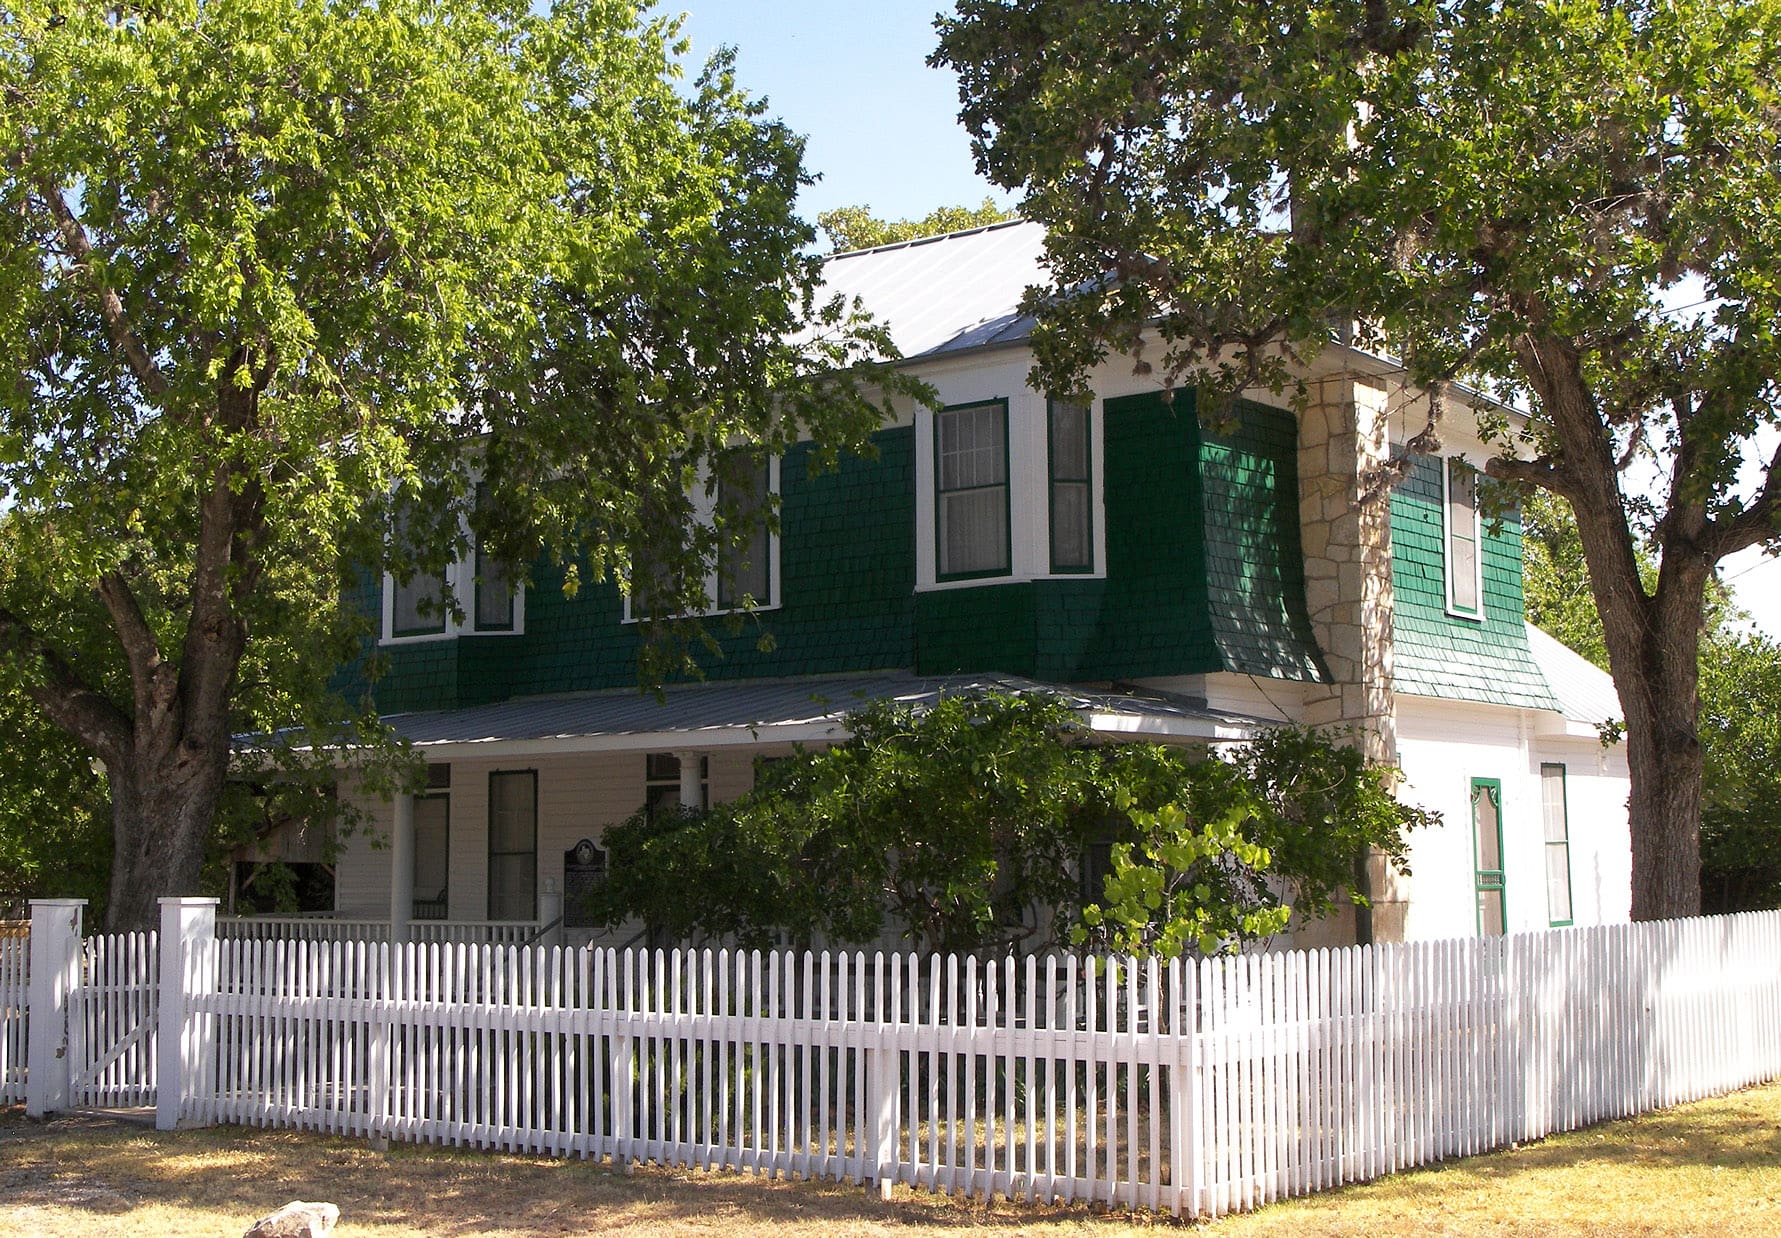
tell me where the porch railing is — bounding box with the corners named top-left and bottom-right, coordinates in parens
top-left (218, 916), bottom-right (537, 947)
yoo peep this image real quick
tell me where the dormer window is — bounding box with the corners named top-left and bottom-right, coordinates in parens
top-left (1444, 457), bottom-right (1484, 620)
top-left (935, 400), bottom-right (1011, 580)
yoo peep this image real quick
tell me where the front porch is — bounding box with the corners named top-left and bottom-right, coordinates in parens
top-left (264, 672), bottom-right (1268, 946)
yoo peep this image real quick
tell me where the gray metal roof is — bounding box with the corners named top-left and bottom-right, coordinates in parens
top-left (374, 671), bottom-right (1273, 754)
top-left (1526, 624), bottom-right (1623, 726)
top-left (818, 220), bottom-right (1048, 361)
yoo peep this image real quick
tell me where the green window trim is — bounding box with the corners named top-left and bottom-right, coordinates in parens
top-left (1541, 762), bottom-right (1575, 927)
top-left (1470, 777), bottom-right (1506, 936)
top-left (1047, 398), bottom-right (1094, 574)
top-left (487, 769), bottom-right (537, 922)
top-left (933, 399), bottom-right (1013, 582)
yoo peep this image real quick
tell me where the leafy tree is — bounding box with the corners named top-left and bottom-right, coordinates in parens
top-left (935, 0), bottom-right (1781, 919)
top-left (588, 692), bottom-right (1431, 956)
top-left (0, 1), bottom-right (906, 929)
top-left (1523, 492), bottom-right (1781, 913)
top-left (817, 197), bottom-right (1017, 253)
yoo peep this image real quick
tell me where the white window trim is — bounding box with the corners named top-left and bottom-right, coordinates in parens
top-left (380, 511), bottom-right (527, 645)
top-left (914, 391), bottom-right (1106, 592)
top-left (1442, 455), bottom-right (1486, 622)
top-left (621, 454), bottom-right (782, 623)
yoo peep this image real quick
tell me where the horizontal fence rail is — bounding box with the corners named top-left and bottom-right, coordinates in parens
top-left (12, 902), bottom-right (1781, 1217)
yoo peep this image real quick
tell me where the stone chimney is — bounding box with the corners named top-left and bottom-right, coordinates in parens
top-left (1294, 371), bottom-right (1407, 943)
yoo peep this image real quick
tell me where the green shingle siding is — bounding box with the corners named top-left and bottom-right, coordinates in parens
top-left (1199, 401), bottom-right (1327, 682)
top-left (351, 429), bottom-right (919, 713)
top-left (1390, 454), bottom-right (1558, 711)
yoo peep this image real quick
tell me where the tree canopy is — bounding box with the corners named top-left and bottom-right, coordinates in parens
top-left (816, 197), bottom-right (1017, 253)
top-left (0, 0), bottom-right (906, 928)
top-left (586, 692), bottom-right (1432, 956)
top-left (934, 0), bottom-right (1781, 919)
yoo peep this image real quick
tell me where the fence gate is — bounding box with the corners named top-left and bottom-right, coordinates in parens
top-left (67, 930), bottom-right (159, 1108)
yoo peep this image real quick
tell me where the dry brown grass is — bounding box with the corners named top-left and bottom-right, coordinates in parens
top-left (3, 1081), bottom-right (1780, 1236)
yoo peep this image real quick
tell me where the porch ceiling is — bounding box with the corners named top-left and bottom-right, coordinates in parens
top-left (362, 672), bottom-right (1273, 759)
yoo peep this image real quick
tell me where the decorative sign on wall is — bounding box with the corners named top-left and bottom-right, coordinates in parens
top-left (562, 837), bottom-right (607, 928)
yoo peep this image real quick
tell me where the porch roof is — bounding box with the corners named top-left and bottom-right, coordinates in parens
top-left (374, 672), bottom-right (1273, 759)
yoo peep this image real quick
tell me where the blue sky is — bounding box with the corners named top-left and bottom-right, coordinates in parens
top-left (674, 1), bottom-right (1016, 223)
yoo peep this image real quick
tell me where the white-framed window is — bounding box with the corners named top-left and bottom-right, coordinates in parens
top-left (935, 400), bottom-right (1011, 580)
top-left (1048, 399), bottom-right (1093, 574)
top-left (916, 392), bottom-right (1103, 591)
top-left (381, 514), bottom-right (526, 645)
top-left (1443, 456), bottom-right (1484, 619)
top-left (624, 453), bottom-right (781, 621)
top-left (1541, 763), bottom-right (1574, 927)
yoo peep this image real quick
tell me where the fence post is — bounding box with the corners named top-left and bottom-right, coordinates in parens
top-left (156, 896), bottom-right (219, 1131)
top-left (25, 898), bottom-right (85, 1117)
top-left (867, 1034), bottom-right (897, 1201)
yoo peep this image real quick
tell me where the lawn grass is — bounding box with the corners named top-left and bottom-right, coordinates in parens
top-left (3, 1081), bottom-right (1780, 1236)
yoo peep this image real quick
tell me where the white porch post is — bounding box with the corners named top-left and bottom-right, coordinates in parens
top-left (675, 750), bottom-right (702, 813)
top-left (25, 898), bottom-right (84, 1117)
top-left (156, 896), bottom-right (218, 1131)
top-left (390, 791), bottom-right (414, 946)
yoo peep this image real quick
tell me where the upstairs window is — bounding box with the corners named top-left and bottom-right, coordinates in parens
top-left (381, 497), bottom-right (524, 643)
top-left (1048, 399), bottom-right (1093, 573)
top-left (1444, 457), bottom-right (1484, 619)
top-left (389, 505), bottom-right (448, 638)
top-left (716, 454), bottom-right (772, 610)
top-left (935, 401), bottom-right (1010, 580)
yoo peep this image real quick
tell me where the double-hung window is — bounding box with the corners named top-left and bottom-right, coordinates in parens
top-left (487, 770), bottom-right (537, 922)
top-left (389, 504), bottom-right (448, 638)
top-left (382, 491), bottom-right (524, 642)
top-left (935, 401), bottom-right (1010, 580)
top-left (1444, 457), bottom-right (1484, 618)
top-left (1542, 763), bottom-right (1574, 926)
top-left (716, 454), bottom-right (772, 610)
top-left (1048, 399), bottom-right (1093, 573)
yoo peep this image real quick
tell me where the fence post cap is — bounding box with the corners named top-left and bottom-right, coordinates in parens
top-left (157, 896), bottom-right (221, 908)
top-left (28, 898), bottom-right (89, 909)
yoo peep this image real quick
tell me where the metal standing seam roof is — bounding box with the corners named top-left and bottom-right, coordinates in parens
top-left (816, 220), bottom-right (1049, 361)
top-left (1525, 624), bottom-right (1623, 727)
top-left (363, 671), bottom-right (1274, 756)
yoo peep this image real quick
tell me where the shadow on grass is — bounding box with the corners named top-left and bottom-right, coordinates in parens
top-left (0, 1110), bottom-right (1168, 1234)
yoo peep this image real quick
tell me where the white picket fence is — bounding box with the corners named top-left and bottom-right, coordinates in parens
top-left (68, 930), bottom-right (158, 1108)
top-left (0, 929), bottom-right (27, 1105)
top-left (11, 903), bottom-right (1781, 1217)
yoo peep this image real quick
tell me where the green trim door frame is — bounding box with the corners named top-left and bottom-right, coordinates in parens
top-left (1470, 777), bottom-right (1506, 936)
top-left (933, 398), bottom-right (1013, 582)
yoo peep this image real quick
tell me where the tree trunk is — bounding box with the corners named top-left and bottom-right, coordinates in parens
top-left (1613, 641), bottom-right (1705, 920)
top-left (104, 738), bottom-right (232, 932)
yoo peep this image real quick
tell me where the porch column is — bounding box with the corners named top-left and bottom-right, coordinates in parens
top-left (675, 750), bottom-right (702, 813)
top-left (390, 791), bottom-right (414, 946)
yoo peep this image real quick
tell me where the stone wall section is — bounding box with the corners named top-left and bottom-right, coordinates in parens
top-left (1294, 372), bottom-right (1408, 944)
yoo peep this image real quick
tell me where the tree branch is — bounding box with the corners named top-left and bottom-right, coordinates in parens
top-left (97, 570), bottom-right (169, 725)
top-left (39, 181), bottom-right (169, 397)
top-left (1703, 437), bottom-right (1781, 561)
top-left (0, 605), bottom-right (132, 759)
